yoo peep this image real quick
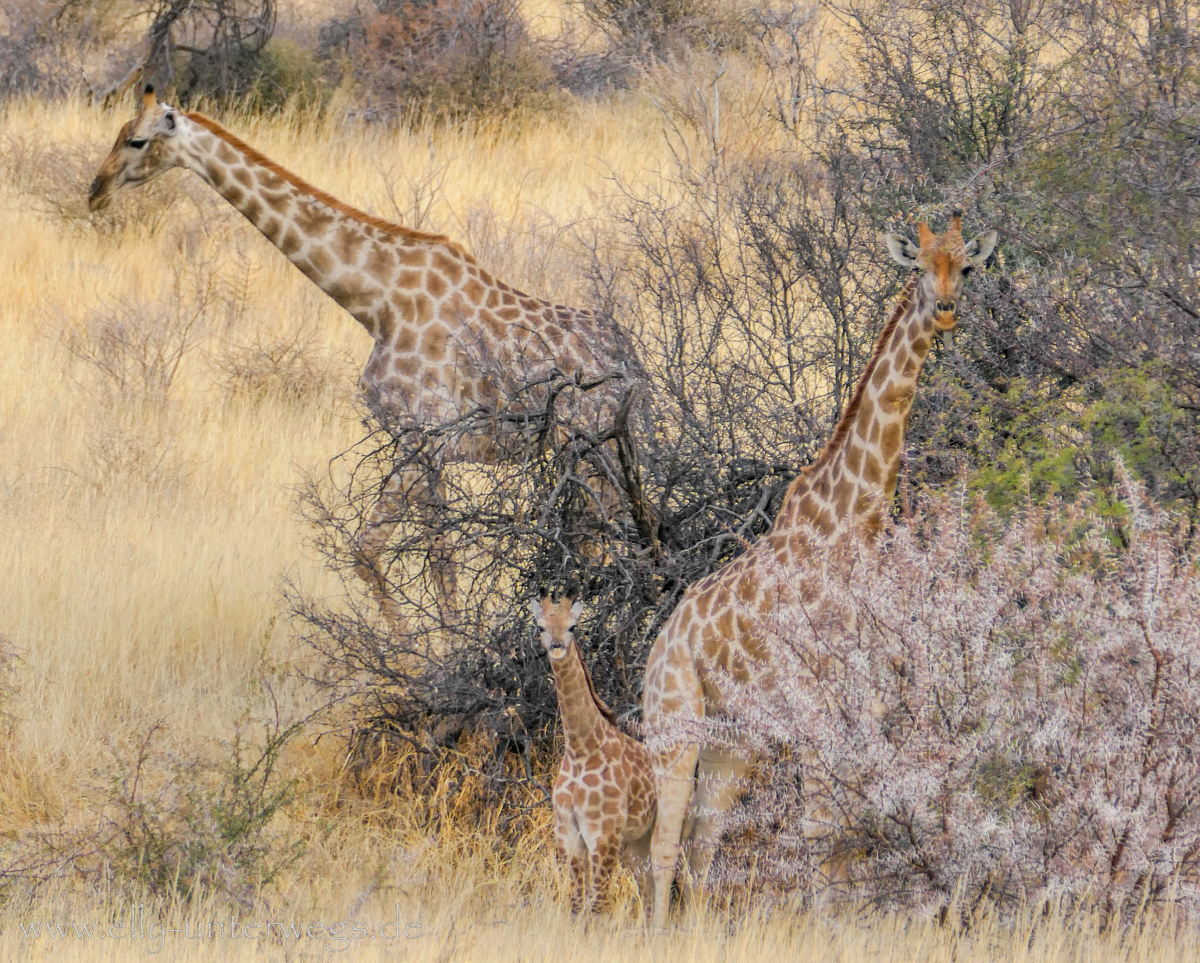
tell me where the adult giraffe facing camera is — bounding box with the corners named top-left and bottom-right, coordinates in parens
top-left (641, 213), bottom-right (998, 927)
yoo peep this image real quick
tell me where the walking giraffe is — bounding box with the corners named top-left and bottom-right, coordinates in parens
top-left (531, 595), bottom-right (657, 916)
top-left (88, 86), bottom-right (644, 628)
top-left (641, 213), bottom-right (998, 926)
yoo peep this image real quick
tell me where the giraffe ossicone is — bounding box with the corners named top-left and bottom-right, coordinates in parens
top-left (89, 86), bottom-right (645, 631)
top-left (531, 595), bottom-right (657, 917)
top-left (641, 212), bottom-right (998, 927)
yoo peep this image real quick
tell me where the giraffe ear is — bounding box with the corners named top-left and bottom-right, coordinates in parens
top-left (964, 230), bottom-right (998, 266)
top-left (884, 233), bottom-right (920, 268)
top-left (570, 599), bottom-right (583, 623)
top-left (529, 599), bottom-right (544, 625)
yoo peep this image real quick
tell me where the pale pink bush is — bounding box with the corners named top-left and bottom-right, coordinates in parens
top-left (709, 467), bottom-right (1200, 918)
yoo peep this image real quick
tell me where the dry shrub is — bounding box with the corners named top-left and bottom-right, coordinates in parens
top-left (61, 267), bottom-right (214, 493)
top-left (341, 724), bottom-right (557, 847)
top-left (0, 636), bottom-right (21, 735)
top-left (571, 0), bottom-right (748, 56)
top-left (0, 0), bottom-right (118, 100)
top-left (321, 0), bottom-right (555, 122)
top-left (214, 331), bottom-right (346, 407)
top-left (709, 466), bottom-right (1200, 920)
top-left (63, 271), bottom-right (213, 403)
top-left (288, 365), bottom-right (661, 781)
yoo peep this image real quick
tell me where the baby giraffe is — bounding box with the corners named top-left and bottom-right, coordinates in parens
top-left (531, 596), bottom-right (657, 917)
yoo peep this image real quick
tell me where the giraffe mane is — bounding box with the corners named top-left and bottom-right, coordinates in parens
top-left (573, 640), bottom-right (618, 727)
top-left (184, 112), bottom-right (476, 257)
top-left (802, 273), bottom-right (920, 476)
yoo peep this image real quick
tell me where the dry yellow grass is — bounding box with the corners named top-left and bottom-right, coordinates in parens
top-left (0, 65), bottom-right (1191, 959)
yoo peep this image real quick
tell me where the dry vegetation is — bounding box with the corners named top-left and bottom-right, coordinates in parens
top-left (1, 0), bottom-right (1199, 958)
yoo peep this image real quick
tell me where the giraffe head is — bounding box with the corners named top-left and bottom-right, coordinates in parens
top-left (531, 595), bottom-right (584, 662)
top-left (884, 211), bottom-right (998, 331)
top-left (88, 86), bottom-right (184, 212)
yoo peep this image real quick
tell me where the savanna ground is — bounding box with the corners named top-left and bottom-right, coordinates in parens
top-left (2, 0), bottom-right (1199, 958)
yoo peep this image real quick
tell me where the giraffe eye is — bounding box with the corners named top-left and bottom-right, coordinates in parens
top-left (128, 138), bottom-right (148, 150)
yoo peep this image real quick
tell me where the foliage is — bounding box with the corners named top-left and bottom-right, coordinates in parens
top-left (289, 368), bottom-right (688, 773)
top-left (710, 468), bottom-right (1200, 918)
top-left (20, 715), bottom-right (302, 908)
top-left (570, 0), bottom-right (735, 55)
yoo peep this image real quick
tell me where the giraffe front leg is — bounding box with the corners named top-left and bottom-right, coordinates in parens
top-left (556, 805), bottom-right (588, 917)
top-left (649, 741), bottom-right (699, 928)
top-left (568, 849), bottom-right (589, 917)
top-left (354, 473), bottom-right (410, 637)
top-left (354, 465), bottom-right (459, 634)
top-left (413, 464), bottom-right (457, 628)
top-left (587, 836), bottom-right (622, 915)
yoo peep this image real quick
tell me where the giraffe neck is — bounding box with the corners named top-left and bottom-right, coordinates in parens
top-left (172, 112), bottom-right (469, 344)
top-left (550, 642), bottom-right (610, 755)
top-left (772, 274), bottom-right (936, 540)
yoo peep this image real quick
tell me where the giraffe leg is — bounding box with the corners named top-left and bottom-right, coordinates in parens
top-left (622, 825), bottom-right (655, 921)
top-left (353, 472), bottom-right (409, 635)
top-left (649, 741), bottom-right (699, 928)
top-left (424, 468), bottom-right (458, 628)
top-left (680, 746), bottom-right (751, 911)
top-left (556, 809), bottom-right (588, 917)
top-left (587, 836), bottom-right (622, 915)
top-left (353, 465), bottom-right (459, 632)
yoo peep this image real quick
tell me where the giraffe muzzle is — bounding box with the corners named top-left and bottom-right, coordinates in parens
top-left (87, 176), bottom-right (111, 212)
top-left (933, 300), bottom-right (959, 332)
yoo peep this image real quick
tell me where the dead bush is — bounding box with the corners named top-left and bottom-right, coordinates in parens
top-left (63, 268), bottom-right (213, 402)
top-left (320, 0), bottom-right (556, 122)
top-left (214, 331), bottom-right (346, 407)
top-left (60, 267), bottom-right (213, 493)
top-left (570, 0), bottom-right (749, 56)
top-left (89, 0), bottom-right (282, 108)
top-left (0, 0), bottom-right (115, 100)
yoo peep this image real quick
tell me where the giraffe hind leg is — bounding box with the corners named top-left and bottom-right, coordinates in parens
top-left (680, 745), bottom-right (751, 912)
top-left (587, 836), bottom-right (621, 916)
top-left (622, 824), bottom-right (655, 921)
top-left (557, 808), bottom-right (588, 917)
top-left (649, 740), bottom-right (699, 928)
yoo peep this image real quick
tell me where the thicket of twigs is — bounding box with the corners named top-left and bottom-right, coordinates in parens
top-left (284, 0), bottom-right (1200, 914)
top-left (709, 469), bottom-right (1200, 920)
